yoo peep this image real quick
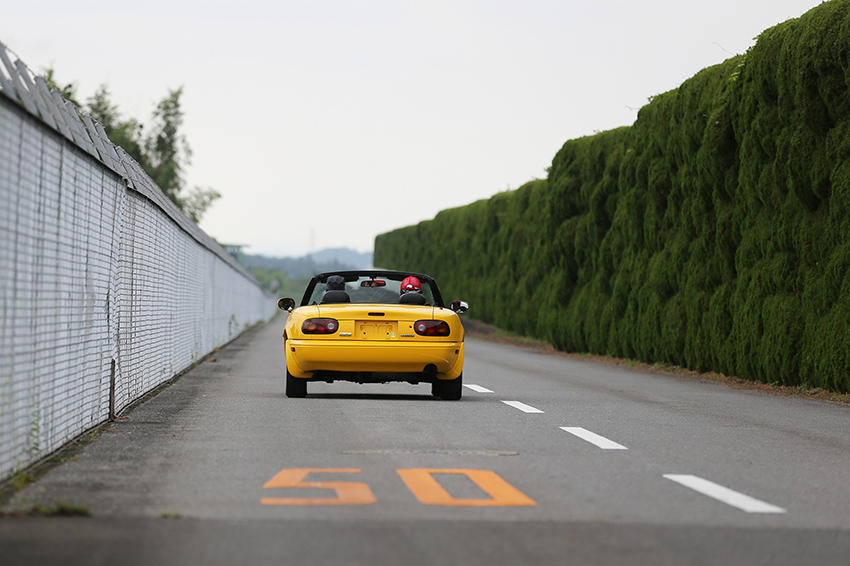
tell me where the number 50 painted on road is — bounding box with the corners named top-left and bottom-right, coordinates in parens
top-left (261, 468), bottom-right (536, 507)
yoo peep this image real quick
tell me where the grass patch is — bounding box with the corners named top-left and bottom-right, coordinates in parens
top-left (36, 502), bottom-right (91, 517)
top-left (9, 472), bottom-right (35, 491)
top-left (1, 501), bottom-right (91, 518)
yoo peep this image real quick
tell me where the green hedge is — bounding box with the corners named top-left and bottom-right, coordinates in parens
top-left (375, 0), bottom-right (850, 392)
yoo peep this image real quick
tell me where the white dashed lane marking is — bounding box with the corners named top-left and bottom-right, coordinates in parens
top-left (663, 474), bottom-right (786, 514)
top-left (464, 384), bottom-right (494, 393)
top-left (501, 400), bottom-right (544, 413)
top-left (560, 427), bottom-right (628, 450)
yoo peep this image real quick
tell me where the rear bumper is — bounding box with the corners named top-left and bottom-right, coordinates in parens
top-left (285, 339), bottom-right (464, 380)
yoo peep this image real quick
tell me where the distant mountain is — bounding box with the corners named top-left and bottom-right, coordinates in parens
top-left (237, 247), bottom-right (373, 277)
top-left (308, 248), bottom-right (374, 268)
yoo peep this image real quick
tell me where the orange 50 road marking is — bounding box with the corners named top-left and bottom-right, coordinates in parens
top-left (261, 468), bottom-right (377, 505)
top-left (397, 468), bottom-right (536, 507)
top-left (261, 468), bottom-right (536, 507)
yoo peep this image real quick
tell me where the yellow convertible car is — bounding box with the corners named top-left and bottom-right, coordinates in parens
top-left (277, 270), bottom-right (469, 399)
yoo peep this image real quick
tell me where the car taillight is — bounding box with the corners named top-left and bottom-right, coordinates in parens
top-left (414, 320), bottom-right (450, 337)
top-left (302, 318), bottom-right (339, 334)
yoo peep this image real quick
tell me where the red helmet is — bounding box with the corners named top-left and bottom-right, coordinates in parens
top-left (400, 276), bottom-right (422, 294)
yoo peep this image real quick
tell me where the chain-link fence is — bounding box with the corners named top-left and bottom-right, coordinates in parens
top-left (0, 41), bottom-right (276, 481)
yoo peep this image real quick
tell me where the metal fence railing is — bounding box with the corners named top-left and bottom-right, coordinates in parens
top-left (0, 40), bottom-right (276, 481)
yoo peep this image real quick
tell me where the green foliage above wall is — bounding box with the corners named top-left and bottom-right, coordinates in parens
top-left (374, 0), bottom-right (850, 392)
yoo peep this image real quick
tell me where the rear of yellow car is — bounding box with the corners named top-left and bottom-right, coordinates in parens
top-left (282, 303), bottom-right (465, 399)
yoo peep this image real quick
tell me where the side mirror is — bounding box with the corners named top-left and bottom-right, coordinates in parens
top-left (277, 297), bottom-right (295, 312)
top-left (450, 300), bottom-right (469, 314)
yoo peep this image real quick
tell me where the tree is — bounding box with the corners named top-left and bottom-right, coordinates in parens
top-left (42, 69), bottom-right (220, 222)
top-left (42, 68), bottom-right (80, 107)
top-left (85, 85), bottom-right (117, 131)
top-left (142, 87), bottom-right (220, 221)
top-left (146, 87), bottom-right (188, 203)
top-left (180, 186), bottom-right (222, 224)
top-left (87, 85), bottom-right (148, 168)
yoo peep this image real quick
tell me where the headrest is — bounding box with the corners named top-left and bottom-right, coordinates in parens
top-left (321, 289), bottom-right (350, 304)
top-left (399, 292), bottom-right (426, 305)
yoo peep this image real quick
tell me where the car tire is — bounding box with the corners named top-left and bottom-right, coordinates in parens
top-left (433, 373), bottom-right (462, 400)
top-left (286, 369), bottom-right (307, 398)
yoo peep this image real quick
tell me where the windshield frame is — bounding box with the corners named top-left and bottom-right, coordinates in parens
top-left (300, 270), bottom-right (444, 308)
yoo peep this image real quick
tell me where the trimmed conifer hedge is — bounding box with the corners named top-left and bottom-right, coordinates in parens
top-left (375, 0), bottom-right (850, 392)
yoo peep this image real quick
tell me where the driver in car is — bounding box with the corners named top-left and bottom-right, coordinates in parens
top-left (399, 276), bottom-right (426, 305)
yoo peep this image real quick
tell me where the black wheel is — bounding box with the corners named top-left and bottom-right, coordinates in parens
top-left (286, 369), bottom-right (307, 398)
top-left (433, 373), bottom-right (462, 400)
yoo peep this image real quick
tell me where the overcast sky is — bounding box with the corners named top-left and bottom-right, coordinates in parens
top-left (3, 0), bottom-right (821, 257)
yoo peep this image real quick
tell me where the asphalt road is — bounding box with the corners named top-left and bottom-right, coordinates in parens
top-left (3, 315), bottom-right (850, 565)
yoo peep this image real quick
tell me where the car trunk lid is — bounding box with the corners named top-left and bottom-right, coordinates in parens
top-left (317, 304), bottom-right (434, 341)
